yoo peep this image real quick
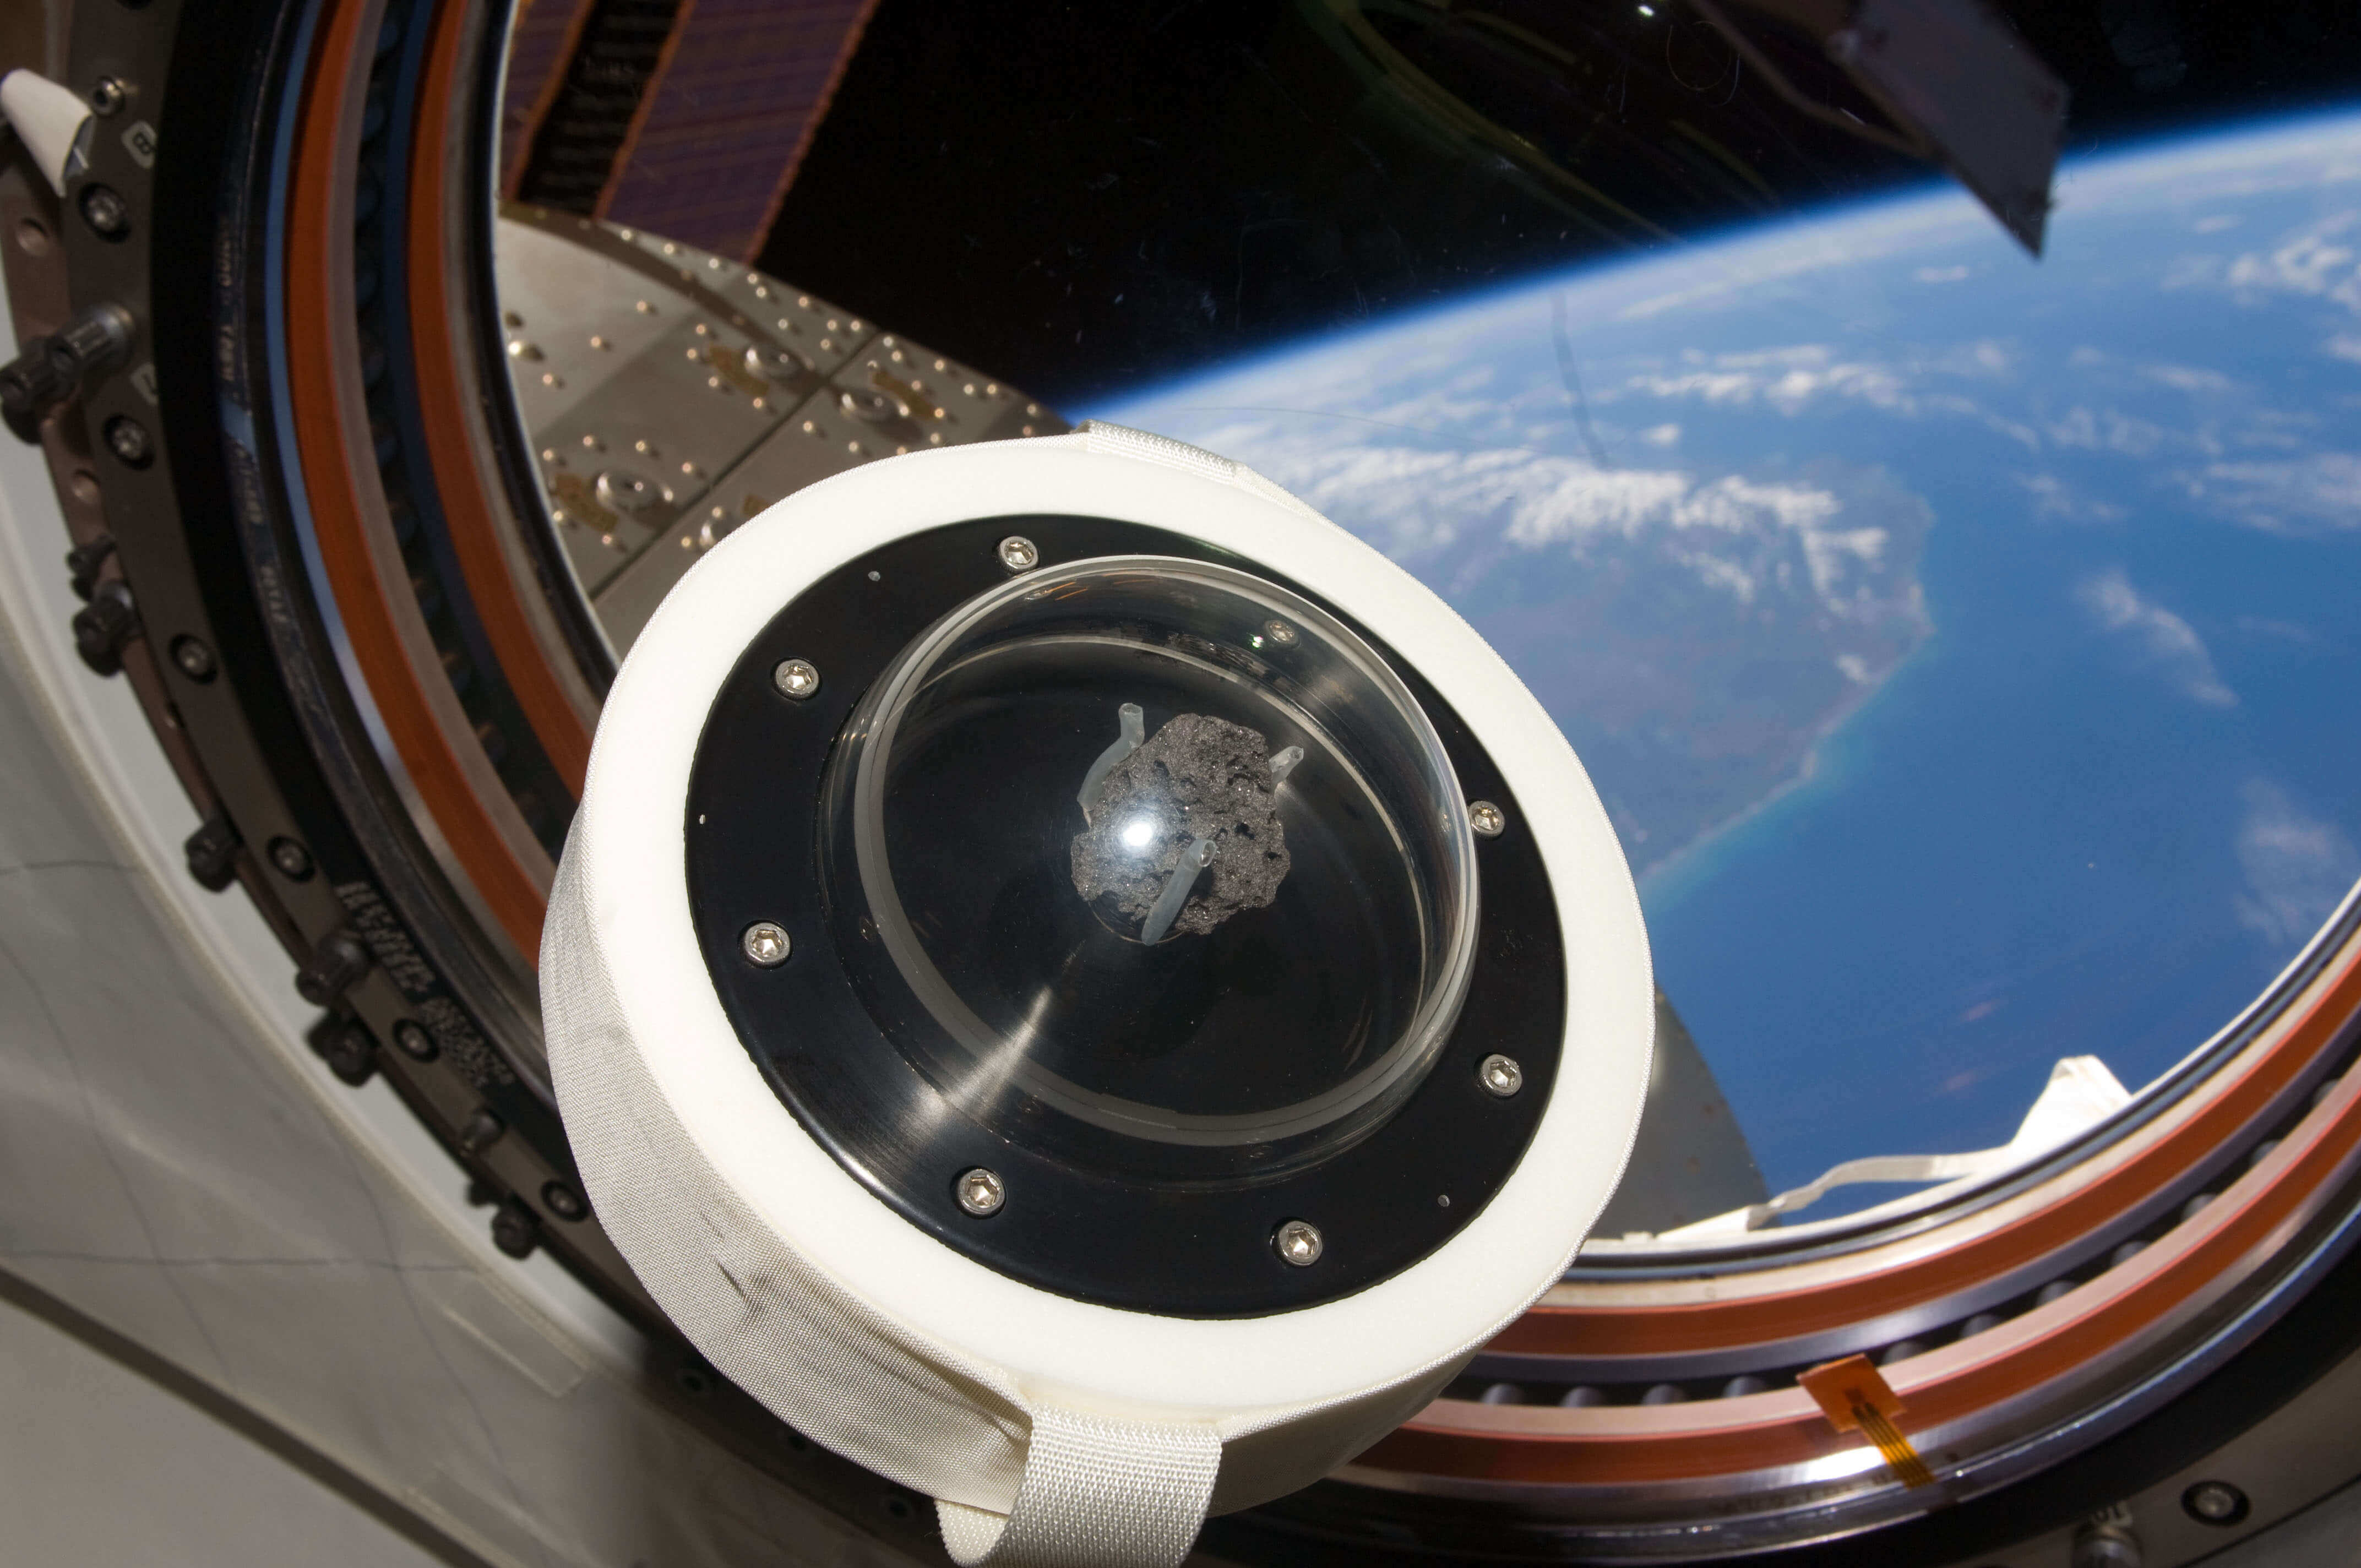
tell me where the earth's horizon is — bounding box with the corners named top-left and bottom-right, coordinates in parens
top-left (1094, 108), bottom-right (2361, 1204)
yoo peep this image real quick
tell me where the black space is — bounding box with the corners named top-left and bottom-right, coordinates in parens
top-left (760, 0), bottom-right (2361, 407)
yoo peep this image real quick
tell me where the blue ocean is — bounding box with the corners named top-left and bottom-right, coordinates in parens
top-left (1096, 112), bottom-right (2361, 1201)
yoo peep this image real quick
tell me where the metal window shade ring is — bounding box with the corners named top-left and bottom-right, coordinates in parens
top-left (541, 424), bottom-right (1655, 1560)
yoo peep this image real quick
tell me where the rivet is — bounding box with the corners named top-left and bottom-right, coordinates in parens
top-left (268, 837), bottom-right (315, 881)
top-left (1479, 1053), bottom-right (1524, 1097)
top-left (103, 415), bottom-right (153, 467)
top-left (90, 78), bottom-right (127, 116)
top-left (1274, 1219), bottom-right (1324, 1266)
top-left (773, 658), bottom-right (819, 699)
top-left (2183, 1481), bottom-right (2249, 1526)
top-left (1261, 619), bottom-right (1298, 647)
top-left (742, 922), bottom-right (791, 967)
top-left (171, 635), bottom-right (217, 682)
top-left (79, 183), bottom-right (130, 239)
top-left (1468, 800), bottom-right (1507, 839)
top-left (392, 1019), bottom-right (438, 1062)
top-left (955, 1167), bottom-right (1005, 1216)
top-left (997, 535), bottom-right (1040, 572)
top-left (542, 1180), bottom-right (589, 1221)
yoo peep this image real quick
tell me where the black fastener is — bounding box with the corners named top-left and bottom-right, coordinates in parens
top-left (308, 1017), bottom-right (378, 1087)
top-left (71, 580), bottom-right (138, 675)
top-left (489, 1199), bottom-right (540, 1260)
top-left (64, 535), bottom-right (115, 600)
top-left (182, 809), bottom-right (240, 892)
top-left (459, 1108), bottom-right (505, 1155)
top-left (294, 928), bottom-right (372, 1007)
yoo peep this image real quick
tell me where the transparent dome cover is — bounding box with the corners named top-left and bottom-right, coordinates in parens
top-left (820, 554), bottom-right (1478, 1181)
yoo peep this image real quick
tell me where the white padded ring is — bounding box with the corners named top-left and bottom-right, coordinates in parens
top-left (542, 423), bottom-right (1655, 1564)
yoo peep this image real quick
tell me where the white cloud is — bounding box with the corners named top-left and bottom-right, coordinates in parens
top-left (2223, 210), bottom-right (2361, 313)
top-left (1626, 344), bottom-right (1916, 416)
top-left (1640, 422), bottom-right (1682, 447)
top-left (2075, 567), bottom-right (2236, 706)
top-left (1203, 437), bottom-right (1908, 619)
top-left (2327, 334), bottom-right (2361, 363)
top-left (2019, 472), bottom-right (2126, 521)
top-left (2234, 780), bottom-right (2360, 947)
top-left (2189, 451), bottom-right (2361, 535)
top-left (2145, 363), bottom-right (2236, 394)
top-left (1497, 462), bottom-right (1696, 546)
top-left (1916, 264), bottom-right (1972, 283)
top-left (2047, 405), bottom-right (2166, 456)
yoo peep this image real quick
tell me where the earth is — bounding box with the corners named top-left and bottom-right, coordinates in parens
top-left (1092, 112), bottom-right (2361, 1204)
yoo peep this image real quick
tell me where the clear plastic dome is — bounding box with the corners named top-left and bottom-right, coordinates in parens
top-left (820, 554), bottom-right (1478, 1180)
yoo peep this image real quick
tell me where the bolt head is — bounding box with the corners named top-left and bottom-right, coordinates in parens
top-left (594, 467), bottom-right (669, 514)
top-left (103, 415), bottom-right (152, 468)
top-left (542, 1180), bottom-right (589, 1221)
top-left (1479, 1053), bottom-right (1524, 1097)
top-left (90, 78), bottom-right (126, 116)
top-left (320, 1024), bottom-right (375, 1086)
top-left (955, 1167), bottom-right (1005, 1216)
top-left (1262, 619), bottom-right (1298, 647)
top-left (1468, 800), bottom-right (1506, 839)
top-left (2183, 1480), bottom-right (2249, 1526)
top-left (1274, 1219), bottom-right (1324, 1266)
top-left (79, 183), bottom-right (129, 239)
top-left (268, 837), bottom-right (314, 881)
top-left (772, 658), bottom-right (820, 700)
top-left (2070, 1528), bottom-right (2142, 1568)
top-left (392, 1019), bottom-right (438, 1062)
top-left (171, 636), bottom-right (217, 682)
top-left (489, 1200), bottom-right (538, 1259)
top-left (996, 535), bottom-right (1039, 572)
top-left (460, 1109), bottom-right (506, 1155)
top-left (741, 922), bottom-right (791, 967)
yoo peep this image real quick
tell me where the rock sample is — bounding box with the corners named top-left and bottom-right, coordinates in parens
top-left (1070, 712), bottom-right (1291, 940)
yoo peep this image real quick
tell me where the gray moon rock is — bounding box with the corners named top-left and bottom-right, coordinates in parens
top-left (1070, 712), bottom-right (1291, 939)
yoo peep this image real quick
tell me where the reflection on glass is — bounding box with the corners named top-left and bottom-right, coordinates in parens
top-left (491, 206), bottom-right (1064, 656)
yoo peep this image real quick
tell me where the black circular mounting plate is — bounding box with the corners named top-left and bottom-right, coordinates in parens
top-left (686, 516), bottom-right (1564, 1316)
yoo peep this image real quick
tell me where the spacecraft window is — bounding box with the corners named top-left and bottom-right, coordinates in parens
top-left (489, 7), bottom-right (2361, 1246)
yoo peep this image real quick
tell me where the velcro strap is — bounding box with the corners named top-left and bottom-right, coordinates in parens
top-left (937, 1406), bottom-right (1221, 1568)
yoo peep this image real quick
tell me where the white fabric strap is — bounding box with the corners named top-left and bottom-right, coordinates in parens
top-left (936, 1407), bottom-right (1222, 1568)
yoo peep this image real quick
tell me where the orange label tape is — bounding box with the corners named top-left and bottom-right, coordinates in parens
top-left (1798, 1354), bottom-right (1937, 1489)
